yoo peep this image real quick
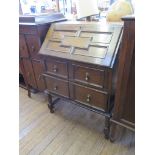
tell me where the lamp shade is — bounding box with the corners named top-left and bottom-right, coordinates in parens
top-left (76, 0), bottom-right (99, 19)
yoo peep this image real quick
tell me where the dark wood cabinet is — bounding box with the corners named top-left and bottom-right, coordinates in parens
top-left (39, 22), bottom-right (123, 138)
top-left (110, 16), bottom-right (135, 139)
top-left (19, 24), bottom-right (50, 93)
top-left (19, 13), bottom-right (66, 95)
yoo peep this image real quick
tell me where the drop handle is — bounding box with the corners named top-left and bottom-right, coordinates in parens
top-left (86, 94), bottom-right (91, 103)
top-left (54, 85), bottom-right (58, 90)
top-left (85, 72), bottom-right (89, 81)
top-left (31, 45), bottom-right (35, 51)
top-left (53, 65), bottom-right (58, 72)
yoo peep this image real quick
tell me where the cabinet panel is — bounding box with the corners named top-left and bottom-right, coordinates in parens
top-left (22, 59), bottom-right (37, 89)
top-left (32, 60), bottom-right (46, 91)
top-left (19, 34), bottom-right (29, 58)
top-left (25, 35), bottom-right (41, 58)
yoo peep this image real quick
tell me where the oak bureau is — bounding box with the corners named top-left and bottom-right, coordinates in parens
top-left (39, 22), bottom-right (123, 138)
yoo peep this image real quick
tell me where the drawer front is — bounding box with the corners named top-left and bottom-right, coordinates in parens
top-left (70, 84), bottom-right (108, 110)
top-left (19, 25), bottom-right (37, 34)
top-left (19, 34), bottom-right (29, 58)
top-left (44, 75), bottom-right (69, 98)
top-left (25, 35), bottom-right (41, 58)
top-left (45, 59), bottom-right (68, 79)
top-left (71, 64), bottom-right (105, 88)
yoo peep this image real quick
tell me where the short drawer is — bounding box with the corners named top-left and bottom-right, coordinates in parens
top-left (25, 35), bottom-right (41, 58)
top-left (45, 59), bottom-right (68, 79)
top-left (19, 25), bottom-right (37, 34)
top-left (70, 83), bottom-right (108, 110)
top-left (44, 75), bottom-right (69, 98)
top-left (71, 64), bottom-right (105, 88)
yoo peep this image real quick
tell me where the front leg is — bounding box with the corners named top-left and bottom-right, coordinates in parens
top-left (47, 94), bottom-right (54, 113)
top-left (104, 116), bottom-right (110, 139)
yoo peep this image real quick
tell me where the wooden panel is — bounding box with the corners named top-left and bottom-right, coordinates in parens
top-left (70, 83), bottom-right (108, 111)
top-left (51, 31), bottom-right (76, 41)
top-left (111, 16), bottom-right (135, 130)
top-left (39, 22), bottom-right (122, 67)
top-left (74, 46), bottom-right (107, 59)
top-left (80, 32), bottom-right (112, 44)
top-left (71, 64), bottom-right (105, 88)
top-left (32, 60), bottom-right (46, 91)
top-left (19, 34), bottom-right (29, 58)
top-left (44, 75), bottom-right (69, 98)
top-left (45, 58), bottom-right (68, 79)
top-left (19, 25), bottom-right (37, 34)
top-left (25, 35), bottom-right (41, 58)
top-left (46, 41), bottom-right (69, 53)
top-left (22, 59), bottom-right (37, 89)
top-left (61, 36), bottom-right (91, 49)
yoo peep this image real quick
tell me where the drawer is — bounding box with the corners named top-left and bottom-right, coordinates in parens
top-left (19, 25), bottom-right (37, 34)
top-left (44, 75), bottom-right (69, 98)
top-left (71, 64), bottom-right (105, 88)
top-left (25, 35), bottom-right (41, 58)
top-left (45, 59), bottom-right (68, 79)
top-left (70, 84), bottom-right (108, 110)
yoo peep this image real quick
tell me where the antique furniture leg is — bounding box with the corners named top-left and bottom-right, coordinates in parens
top-left (47, 94), bottom-right (54, 113)
top-left (104, 116), bottom-right (110, 139)
top-left (27, 85), bottom-right (31, 98)
top-left (109, 122), bottom-right (117, 142)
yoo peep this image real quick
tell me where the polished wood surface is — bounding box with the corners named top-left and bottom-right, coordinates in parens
top-left (39, 22), bottom-right (123, 138)
top-left (110, 16), bottom-right (135, 139)
top-left (19, 87), bottom-right (135, 155)
top-left (39, 22), bottom-right (122, 67)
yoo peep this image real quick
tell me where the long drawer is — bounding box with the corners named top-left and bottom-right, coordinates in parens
top-left (70, 83), bottom-right (108, 111)
top-left (44, 74), bottom-right (69, 98)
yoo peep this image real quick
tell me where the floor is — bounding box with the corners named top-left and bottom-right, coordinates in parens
top-left (19, 88), bottom-right (135, 155)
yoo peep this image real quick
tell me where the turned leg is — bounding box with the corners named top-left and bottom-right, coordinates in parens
top-left (109, 122), bottom-right (117, 142)
top-left (104, 117), bottom-right (110, 139)
top-left (27, 85), bottom-right (31, 98)
top-left (47, 94), bottom-right (54, 113)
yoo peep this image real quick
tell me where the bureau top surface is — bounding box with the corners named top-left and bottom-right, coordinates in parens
top-left (39, 21), bottom-right (123, 68)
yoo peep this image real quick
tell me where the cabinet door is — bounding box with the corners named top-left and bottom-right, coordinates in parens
top-left (25, 35), bottom-right (41, 58)
top-left (19, 34), bottom-right (29, 58)
top-left (32, 60), bottom-right (46, 91)
top-left (22, 59), bottom-right (37, 89)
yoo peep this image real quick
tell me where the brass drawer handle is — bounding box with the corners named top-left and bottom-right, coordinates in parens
top-left (86, 94), bottom-right (91, 103)
top-left (53, 65), bottom-right (58, 72)
top-left (54, 85), bottom-right (58, 90)
top-left (85, 72), bottom-right (89, 81)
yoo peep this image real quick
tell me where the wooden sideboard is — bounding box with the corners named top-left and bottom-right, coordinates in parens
top-left (19, 13), bottom-right (66, 96)
top-left (110, 16), bottom-right (135, 140)
top-left (39, 22), bottom-right (123, 138)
